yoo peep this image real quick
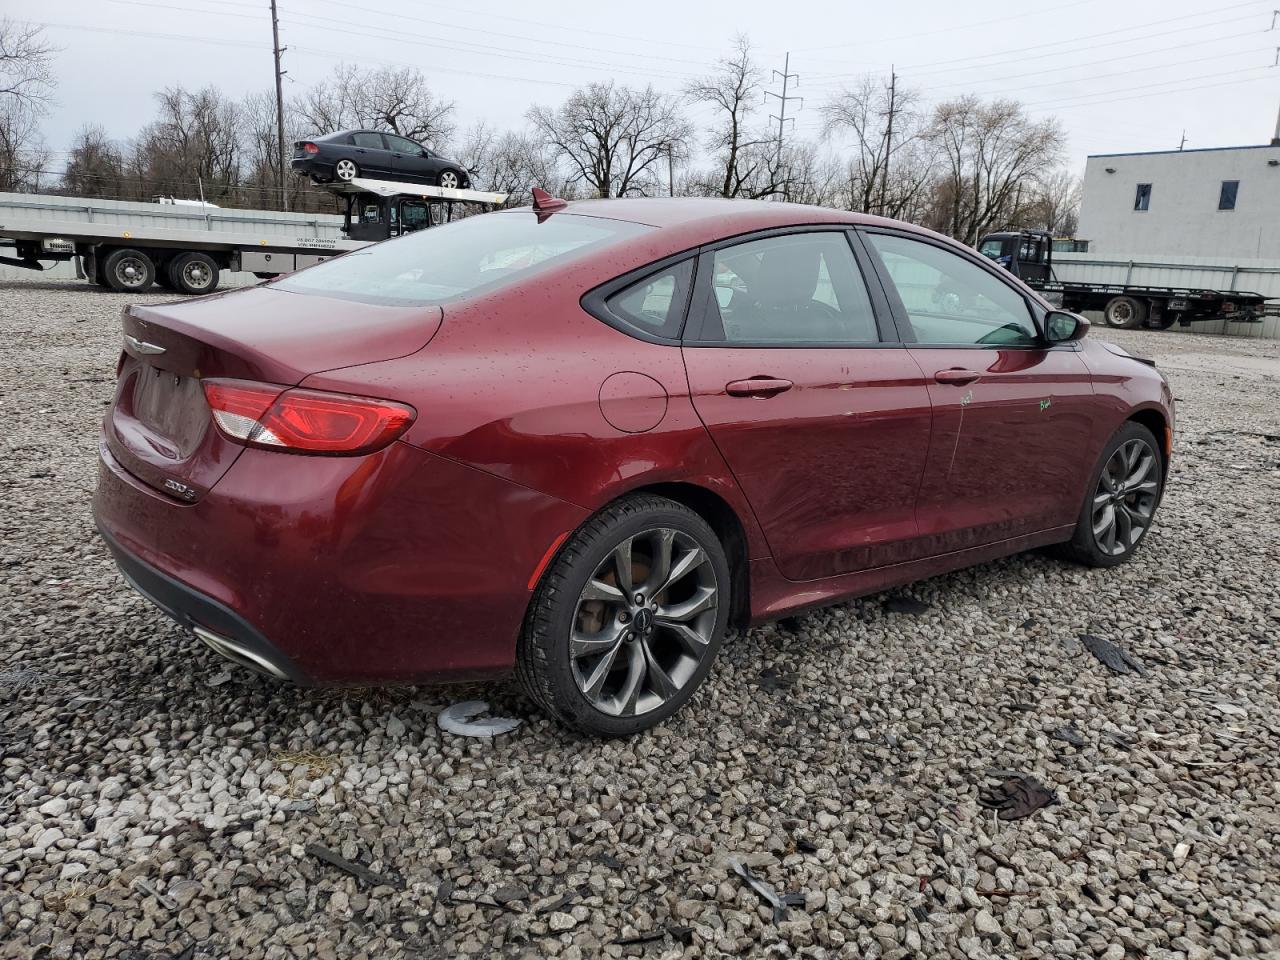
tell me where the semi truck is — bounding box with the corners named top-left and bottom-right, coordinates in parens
top-left (977, 229), bottom-right (1277, 329)
top-left (0, 178), bottom-right (507, 295)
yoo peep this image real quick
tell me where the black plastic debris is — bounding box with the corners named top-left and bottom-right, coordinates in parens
top-left (793, 835), bottom-right (819, 854)
top-left (757, 667), bottom-right (795, 692)
top-left (978, 776), bottom-right (1058, 821)
top-left (1080, 634), bottom-right (1146, 675)
top-left (728, 857), bottom-right (806, 923)
top-left (884, 596), bottom-right (930, 615)
top-left (611, 930), bottom-right (668, 946)
top-left (1051, 726), bottom-right (1085, 747)
top-left (305, 843), bottom-right (399, 888)
top-left (1019, 618), bottom-right (1037, 630)
top-left (1104, 731), bottom-right (1135, 750)
top-left (536, 887), bottom-right (584, 915)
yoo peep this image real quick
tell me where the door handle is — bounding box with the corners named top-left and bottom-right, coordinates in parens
top-left (725, 377), bottom-right (794, 398)
top-left (933, 368), bottom-right (980, 386)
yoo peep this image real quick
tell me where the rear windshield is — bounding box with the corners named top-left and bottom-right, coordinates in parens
top-left (274, 211), bottom-right (653, 306)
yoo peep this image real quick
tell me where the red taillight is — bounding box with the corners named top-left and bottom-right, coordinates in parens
top-left (202, 379), bottom-right (415, 456)
top-left (303, 142), bottom-right (319, 155)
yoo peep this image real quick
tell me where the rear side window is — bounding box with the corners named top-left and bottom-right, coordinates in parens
top-left (1134, 183), bottom-right (1152, 211)
top-left (274, 211), bottom-right (652, 306)
top-left (694, 232), bottom-right (880, 345)
top-left (352, 132), bottom-right (384, 149)
top-left (1219, 180), bottom-right (1239, 211)
top-left (605, 261), bottom-right (694, 339)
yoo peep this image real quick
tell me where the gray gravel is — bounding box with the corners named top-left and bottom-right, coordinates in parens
top-left (2, 278), bottom-right (1279, 959)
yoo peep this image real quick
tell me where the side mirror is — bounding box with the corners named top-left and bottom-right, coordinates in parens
top-left (1045, 309), bottom-right (1089, 343)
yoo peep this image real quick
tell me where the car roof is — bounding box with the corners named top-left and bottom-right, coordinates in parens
top-left (551, 197), bottom-right (952, 250)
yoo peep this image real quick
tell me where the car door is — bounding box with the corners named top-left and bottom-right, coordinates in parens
top-left (386, 134), bottom-right (432, 182)
top-left (861, 229), bottom-right (1096, 553)
top-left (681, 228), bottom-right (934, 582)
top-left (349, 132), bottom-right (392, 176)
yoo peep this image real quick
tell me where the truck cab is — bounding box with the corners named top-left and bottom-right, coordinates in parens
top-left (342, 193), bottom-right (441, 242)
top-left (977, 230), bottom-right (1053, 283)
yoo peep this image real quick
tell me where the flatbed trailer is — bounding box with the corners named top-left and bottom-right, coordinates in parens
top-left (977, 230), bottom-right (1278, 329)
top-left (0, 178), bottom-right (507, 296)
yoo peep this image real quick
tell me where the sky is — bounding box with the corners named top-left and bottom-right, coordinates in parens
top-left (9, 0), bottom-right (1280, 175)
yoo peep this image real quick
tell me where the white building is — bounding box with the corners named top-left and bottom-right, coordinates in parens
top-left (1075, 141), bottom-right (1280, 260)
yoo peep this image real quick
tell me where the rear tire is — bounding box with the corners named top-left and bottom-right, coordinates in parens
top-left (167, 252), bottom-right (220, 295)
top-left (103, 248), bottom-right (155, 293)
top-left (517, 494), bottom-right (731, 737)
top-left (334, 159), bottom-right (359, 182)
top-left (1060, 421), bottom-right (1163, 568)
top-left (1103, 296), bottom-right (1148, 329)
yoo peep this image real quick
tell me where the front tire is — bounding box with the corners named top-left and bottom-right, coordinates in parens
top-left (437, 168), bottom-right (463, 189)
top-left (517, 494), bottom-right (731, 737)
top-left (1061, 421), bottom-right (1163, 567)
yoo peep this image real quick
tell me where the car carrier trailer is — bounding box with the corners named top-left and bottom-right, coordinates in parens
top-left (977, 229), bottom-right (1278, 329)
top-left (0, 179), bottom-right (507, 296)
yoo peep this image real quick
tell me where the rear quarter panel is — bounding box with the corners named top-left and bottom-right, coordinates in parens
top-left (300, 249), bottom-right (771, 559)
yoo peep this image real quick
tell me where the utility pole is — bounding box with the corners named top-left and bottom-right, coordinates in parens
top-left (1178, 130), bottom-right (1188, 151)
top-left (667, 144), bottom-right (674, 197)
top-left (880, 67), bottom-right (897, 217)
top-left (766, 53), bottom-right (802, 199)
top-left (270, 0), bottom-right (288, 211)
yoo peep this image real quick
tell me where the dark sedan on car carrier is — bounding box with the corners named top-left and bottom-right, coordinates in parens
top-left (94, 192), bottom-right (1174, 737)
top-left (291, 129), bottom-right (471, 188)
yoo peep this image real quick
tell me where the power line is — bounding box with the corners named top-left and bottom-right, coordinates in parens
top-left (766, 52), bottom-right (802, 191)
top-left (807, 2), bottom-right (1267, 81)
top-left (270, 0), bottom-right (288, 212)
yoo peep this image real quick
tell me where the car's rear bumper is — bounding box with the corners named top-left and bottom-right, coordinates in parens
top-left (93, 435), bottom-right (589, 685)
top-left (289, 157), bottom-right (331, 179)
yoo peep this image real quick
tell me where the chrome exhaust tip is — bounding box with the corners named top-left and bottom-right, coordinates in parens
top-left (193, 625), bottom-right (289, 681)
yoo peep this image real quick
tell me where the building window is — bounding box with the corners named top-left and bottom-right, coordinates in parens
top-left (1219, 180), bottom-right (1239, 211)
top-left (1134, 183), bottom-right (1152, 211)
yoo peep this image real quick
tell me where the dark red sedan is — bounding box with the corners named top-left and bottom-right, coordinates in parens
top-left (94, 196), bottom-right (1174, 736)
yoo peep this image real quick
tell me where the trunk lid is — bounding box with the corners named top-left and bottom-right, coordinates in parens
top-left (105, 286), bottom-right (440, 502)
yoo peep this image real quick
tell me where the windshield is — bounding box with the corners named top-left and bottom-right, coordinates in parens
top-left (275, 211), bottom-right (653, 306)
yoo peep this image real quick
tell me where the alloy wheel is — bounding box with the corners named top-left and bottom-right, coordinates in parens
top-left (1091, 438), bottom-right (1159, 556)
top-left (439, 171), bottom-right (460, 189)
top-left (570, 528), bottom-right (719, 717)
top-left (335, 159), bottom-right (357, 181)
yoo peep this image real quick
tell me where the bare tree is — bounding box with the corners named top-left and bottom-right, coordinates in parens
top-left (129, 86), bottom-right (242, 201)
top-left (925, 95), bottom-right (1065, 244)
top-left (822, 74), bottom-right (936, 218)
top-left (529, 81), bottom-right (690, 198)
top-left (296, 64), bottom-right (454, 147)
top-left (456, 121), bottom-right (561, 206)
top-left (684, 35), bottom-right (781, 199)
top-left (0, 19), bottom-right (56, 192)
top-left (1024, 167), bottom-right (1081, 235)
top-left (62, 124), bottom-right (126, 197)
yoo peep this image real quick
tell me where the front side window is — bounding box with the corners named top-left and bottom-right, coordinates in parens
top-left (696, 232), bottom-right (880, 345)
top-left (275, 210), bottom-right (652, 306)
top-left (387, 135), bottom-right (421, 153)
top-left (866, 233), bottom-right (1037, 347)
top-left (978, 238), bottom-right (1005, 260)
top-left (352, 132), bottom-right (385, 149)
top-left (1219, 180), bottom-right (1239, 211)
top-left (605, 261), bottom-right (694, 339)
top-left (1134, 183), bottom-right (1152, 211)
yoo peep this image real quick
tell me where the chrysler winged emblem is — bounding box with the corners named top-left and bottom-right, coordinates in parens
top-left (124, 334), bottom-right (166, 355)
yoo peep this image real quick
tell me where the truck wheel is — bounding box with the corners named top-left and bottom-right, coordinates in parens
top-left (168, 252), bottom-right (220, 295)
top-left (1103, 296), bottom-right (1148, 329)
top-left (103, 248), bottom-right (155, 292)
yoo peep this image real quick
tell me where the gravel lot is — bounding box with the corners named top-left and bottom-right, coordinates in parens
top-left (2, 278), bottom-right (1278, 960)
